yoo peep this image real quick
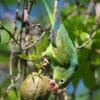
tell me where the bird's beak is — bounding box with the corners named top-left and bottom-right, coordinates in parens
top-left (49, 79), bottom-right (59, 93)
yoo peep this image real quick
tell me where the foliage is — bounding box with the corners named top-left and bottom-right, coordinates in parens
top-left (0, 0), bottom-right (100, 100)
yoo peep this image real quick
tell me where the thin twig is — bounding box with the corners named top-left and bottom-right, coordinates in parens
top-left (9, 52), bottom-right (13, 78)
top-left (15, 58), bottom-right (21, 81)
top-left (77, 26), bottom-right (99, 49)
top-left (23, 0), bottom-right (28, 22)
top-left (7, 52), bottom-right (15, 93)
top-left (53, 0), bottom-right (59, 17)
top-left (23, 31), bottom-right (45, 50)
top-left (62, 88), bottom-right (68, 100)
top-left (28, 0), bottom-right (34, 14)
top-left (0, 25), bottom-right (19, 45)
top-left (55, 88), bottom-right (68, 100)
top-left (6, 21), bottom-right (17, 45)
top-left (17, 0), bottom-right (20, 14)
top-left (19, 0), bottom-right (27, 49)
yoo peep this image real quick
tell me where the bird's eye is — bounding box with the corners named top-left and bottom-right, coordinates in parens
top-left (59, 79), bottom-right (65, 84)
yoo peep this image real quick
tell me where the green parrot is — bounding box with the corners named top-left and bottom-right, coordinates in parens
top-left (42, 0), bottom-right (78, 90)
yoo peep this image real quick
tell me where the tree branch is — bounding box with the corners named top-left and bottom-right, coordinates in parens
top-left (22, 31), bottom-right (45, 50)
top-left (0, 25), bottom-right (19, 45)
top-left (77, 25), bottom-right (99, 49)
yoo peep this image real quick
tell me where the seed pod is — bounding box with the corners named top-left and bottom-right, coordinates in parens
top-left (20, 72), bottom-right (50, 100)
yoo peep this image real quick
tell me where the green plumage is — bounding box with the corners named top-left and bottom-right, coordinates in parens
top-left (53, 66), bottom-right (75, 88)
top-left (42, 0), bottom-right (78, 88)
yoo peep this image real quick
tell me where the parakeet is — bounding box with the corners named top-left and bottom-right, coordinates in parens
top-left (42, 0), bottom-right (78, 90)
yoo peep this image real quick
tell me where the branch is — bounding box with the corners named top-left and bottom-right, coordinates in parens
top-left (23, 0), bottom-right (28, 22)
top-left (0, 25), bottom-right (19, 45)
top-left (55, 88), bottom-right (68, 100)
top-left (77, 25), bottom-right (99, 49)
top-left (22, 31), bottom-right (45, 50)
top-left (28, 0), bottom-right (34, 14)
top-left (53, 0), bottom-right (59, 17)
top-left (16, 0), bottom-right (20, 16)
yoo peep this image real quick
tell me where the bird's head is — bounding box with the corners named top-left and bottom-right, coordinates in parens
top-left (49, 66), bottom-right (75, 93)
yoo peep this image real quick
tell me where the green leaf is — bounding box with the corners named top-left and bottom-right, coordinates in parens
top-left (3, 0), bottom-right (17, 5)
top-left (82, 63), bottom-right (96, 90)
top-left (5, 89), bottom-right (20, 100)
top-left (0, 30), bottom-right (10, 43)
top-left (18, 54), bottom-right (30, 61)
top-left (36, 33), bottom-right (49, 55)
top-left (78, 49), bottom-right (96, 89)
